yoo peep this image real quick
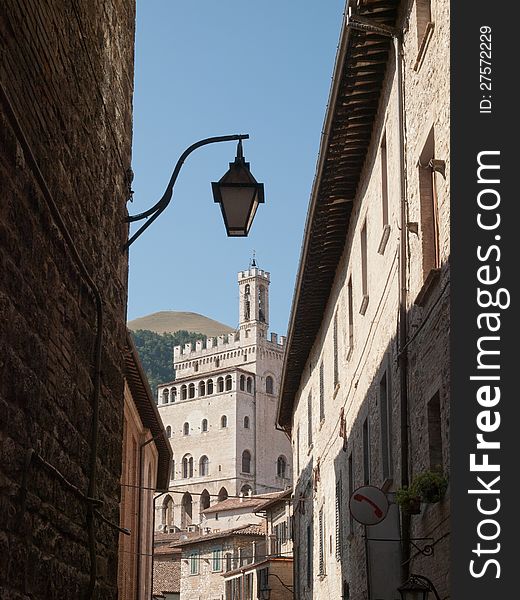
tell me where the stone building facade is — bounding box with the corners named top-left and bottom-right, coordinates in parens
top-left (277, 1), bottom-right (450, 599)
top-left (0, 1), bottom-right (135, 599)
top-left (156, 265), bottom-right (292, 530)
top-left (174, 524), bottom-right (267, 600)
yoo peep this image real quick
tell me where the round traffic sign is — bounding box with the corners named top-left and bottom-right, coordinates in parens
top-left (349, 485), bottom-right (389, 525)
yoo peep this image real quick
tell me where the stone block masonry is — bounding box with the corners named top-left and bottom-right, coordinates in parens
top-left (0, 1), bottom-right (135, 598)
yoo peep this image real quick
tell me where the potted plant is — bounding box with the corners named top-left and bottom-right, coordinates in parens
top-left (395, 486), bottom-right (422, 514)
top-left (412, 470), bottom-right (448, 504)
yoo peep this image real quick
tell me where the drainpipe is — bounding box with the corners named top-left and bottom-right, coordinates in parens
top-left (395, 31), bottom-right (411, 583)
top-left (150, 490), bottom-right (168, 600)
top-left (136, 434), bottom-right (162, 600)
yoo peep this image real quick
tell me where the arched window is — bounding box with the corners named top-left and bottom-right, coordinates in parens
top-left (218, 487), bottom-right (229, 502)
top-left (182, 454), bottom-right (194, 479)
top-left (188, 383), bottom-right (195, 399)
top-left (221, 415), bottom-right (228, 429)
top-left (171, 387), bottom-right (177, 402)
top-left (162, 495), bottom-right (174, 527)
top-left (201, 418), bottom-right (208, 433)
top-left (181, 492), bottom-right (192, 528)
top-left (244, 416), bottom-right (250, 429)
top-left (217, 377), bottom-right (224, 393)
top-left (225, 375), bottom-right (232, 391)
top-left (277, 455), bottom-right (287, 478)
top-left (207, 379), bottom-right (214, 395)
top-left (199, 380), bottom-right (206, 396)
top-left (242, 450), bottom-right (251, 473)
top-left (240, 375), bottom-right (245, 391)
top-left (183, 422), bottom-right (190, 436)
top-left (166, 425), bottom-right (172, 438)
top-left (246, 377), bottom-right (253, 393)
top-left (200, 489), bottom-right (210, 513)
top-left (199, 455), bottom-right (209, 477)
top-left (241, 484), bottom-right (252, 496)
top-left (266, 376), bottom-right (274, 395)
top-left (162, 388), bottom-right (169, 404)
top-left (181, 384), bottom-right (187, 400)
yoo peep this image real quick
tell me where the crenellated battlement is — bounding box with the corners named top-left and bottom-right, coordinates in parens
top-left (173, 331), bottom-right (285, 361)
top-left (239, 266), bottom-right (270, 281)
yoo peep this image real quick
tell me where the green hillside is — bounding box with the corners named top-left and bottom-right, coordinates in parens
top-left (130, 329), bottom-right (206, 396)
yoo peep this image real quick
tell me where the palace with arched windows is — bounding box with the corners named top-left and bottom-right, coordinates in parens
top-left (156, 263), bottom-right (292, 531)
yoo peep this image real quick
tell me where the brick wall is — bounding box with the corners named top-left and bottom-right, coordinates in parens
top-left (0, 1), bottom-right (135, 598)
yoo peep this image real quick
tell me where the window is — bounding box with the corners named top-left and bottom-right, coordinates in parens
top-left (243, 416), bottom-right (250, 429)
top-left (347, 277), bottom-right (354, 356)
top-left (166, 426), bottom-right (171, 438)
top-left (258, 567), bottom-right (269, 593)
top-left (416, 0), bottom-right (432, 45)
top-left (318, 507), bottom-right (325, 575)
top-left (212, 548), bottom-right (222, 572)
top-left (225, 375), bottom-right (232, 391)
top-left (188, 383), bottom-right (195, 399)
top-left (183, 422), bottom-right (190, 436)
top-left (333, 312), bottom-right (339, 387)
top-left (380, 370), bottom-right (392, 480)
top-left (241, 484), bottom-right (252, 496)
top-left (180, 384), bottom-right (187, 400)
top-left (199, 455), bottom-right (209, 476)
top-left (240, 375), bottom-right (245, 391)
top-left (277, 455), bottom-right (287, 478)
top-left (319, 361), bottom-right (325, 422)
top-left (363, 418), bottom-right (370, 485)
top-left (218, 487), bottom-right (228, 501)
top-left (217, 377), bottom-right (224, 393)
top-left (189, 552), bottom-right (199, 575)
top-left (162, 388), bottom-right (169, 404)
top-left (306, 525), bottom-right (312, 587)
top-left (171, 387), bottom-right (177, 402)
top-left (241, 450), bottom-right (251, 473)
top-left (193, 361), bottom-right (198, 372)
top-left (221, 415), bottom-right (227, 428)
top-left (419, 127), bottom-right (440, 278)
top-left (296, 426), bottom-right (300, 474)
top-left (428, 391), bottom-right (443, 470)
top-left (246, 377), bottom-right (253, 393)
top-left (258, 286), bottom-right (266, 322)
top-left (201, 418), bottom-right (208, 432)
top-left (307, 392), bottom-right (313, 447)
top-left (379, 131), bottom-right (390, 255)
top-left (266, 375), bottom-right (274, 395)
top-left (207, 379), bottom-right (214, 395)
top-left (182, 455), bottom-right (193, 479)
top-left (360, 221), bottom-right (369, 315)
top-left (348, 453), bottom-right (354, 534)
top-left (335, 476), bottom-right (342, 560)
top-left (200, 489), bottom-right (210, 513)
top-left (225, 552), bottom-right (232, 572)
top-left (163, 495), bottom-right (174, 527)
top-left (199, 380), bottom-right (206, 396)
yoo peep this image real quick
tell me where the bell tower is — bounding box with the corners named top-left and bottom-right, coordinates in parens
top-left (238, 256), bottom-right (270, 338)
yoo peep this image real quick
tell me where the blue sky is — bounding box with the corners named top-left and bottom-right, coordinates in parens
top-left (128, 0), bottom-right (345, 335)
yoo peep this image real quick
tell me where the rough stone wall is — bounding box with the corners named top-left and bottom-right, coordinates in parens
top-left (0, 1), bottom-right (134, 598)
top-left (290, 1), bottom-right (450, 599)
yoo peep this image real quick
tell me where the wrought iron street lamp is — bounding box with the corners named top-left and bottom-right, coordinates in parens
top-left (124, 134), bottom-right (263, 249)
top-left (211, 139), bottom-right (264, 236)
top-left (398, 574), bottom-right (441, 600)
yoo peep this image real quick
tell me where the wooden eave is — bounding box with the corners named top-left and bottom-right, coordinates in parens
top-left (124, 330), bottom-right (173, 490)
top-left (277, 0), bottom-right (400, 430)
